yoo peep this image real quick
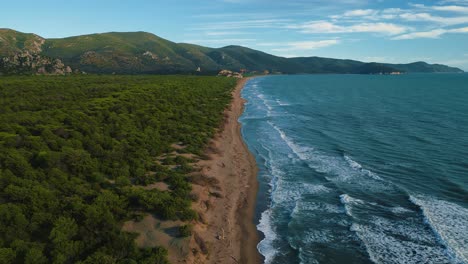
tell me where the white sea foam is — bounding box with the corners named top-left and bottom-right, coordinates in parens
top-left (344, 155), bottom-right (363, 170)
top-left (293, 200), bottom-right (343, 216)
top-left (257, 209), bottom-right (278, 264)
top-left (340, 193), bottom-right (365, 205)
top-left (272, 181), bottom-right (331, 205)
top-left (390, 206), bottom-right (413, 214)
top-left (340, 193), bottom-right (457, 263)
top-left (371, 216), bottom-right (438, 244)
top-left (275, 98), bottom-right (291, 106)
top-left (341, 194), bottom-right (415, 219)
top-left (298, 248), bottom-right (320, 264)
top-left (268, 121), bottom-right (390, 190)
top-left (267, 120), bottom-right (314, 161)
top-left (350, 222), bottom-right (451, 264)
top-left (344, 155), bottom-right (383, 181)
top-left (410, 195), bottom-right (468, 264)
top-left (340, 194), bottom-right (366, 217)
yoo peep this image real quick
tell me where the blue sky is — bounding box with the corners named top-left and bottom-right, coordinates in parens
top-left (2, 0), bottom-right (468, 70)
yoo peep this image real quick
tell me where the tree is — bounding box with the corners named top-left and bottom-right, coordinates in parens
top-left (0, 248), bottom-right (15, 264)
top-left (25, 248), bottom-right (48, 264)
top-left (0, 204), bottom-right (29, 243)
top-left (49, 217), bottom-right (81, 263)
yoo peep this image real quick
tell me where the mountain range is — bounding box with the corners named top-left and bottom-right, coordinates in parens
top-left (0, 28), bottom-right (464, 75)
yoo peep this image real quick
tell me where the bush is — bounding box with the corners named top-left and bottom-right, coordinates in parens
top-left (178, 224), bottom-right (193, 237)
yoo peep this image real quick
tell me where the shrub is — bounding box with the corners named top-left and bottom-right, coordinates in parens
top-left (178, 224), bottom-right (193, 237)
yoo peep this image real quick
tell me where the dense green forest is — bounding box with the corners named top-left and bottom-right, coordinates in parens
top-left (0, 75), bottom-right (237, 263)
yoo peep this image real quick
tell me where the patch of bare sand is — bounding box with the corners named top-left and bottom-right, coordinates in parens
top-left (123, 214), bottom-right (190, 263)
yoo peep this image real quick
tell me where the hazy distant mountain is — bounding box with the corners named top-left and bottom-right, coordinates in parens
top-left (0, 29), bottom-right (463, 75)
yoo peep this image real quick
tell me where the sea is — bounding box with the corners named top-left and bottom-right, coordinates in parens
top-left (239, 74), bottom-right (468, 264)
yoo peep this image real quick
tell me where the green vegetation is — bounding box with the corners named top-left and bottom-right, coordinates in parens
top-left (178, 225), bottom-right (193, 238)
top-left (1, 28), bottom-right (463, 75)
top-left (0, 29), bottom-right (43, 55)
top-left (0, 75), bottom-right (237, 263)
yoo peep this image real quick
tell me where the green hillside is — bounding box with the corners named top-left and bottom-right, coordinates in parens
top-left (0, 29), bottom-right (464, 75)
top-left (43, 32), bottom-right (198, 73)
top-left (0, 29), bottom-right (44, 55)
top-left (382, 61), bottom-right (463, 73)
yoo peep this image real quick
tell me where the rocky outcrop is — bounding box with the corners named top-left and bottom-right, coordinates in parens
top-left (0, 30), bottom-right (72, 75)
top-left (218, 69), bottom-right (243, 78)
top-left (1, 51), bottom-right (72, 75)
top-left (143, 51), bottom-right (159, 60)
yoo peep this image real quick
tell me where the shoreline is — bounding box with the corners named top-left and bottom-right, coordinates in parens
top-left (188, 77), bottom-right (262, 264)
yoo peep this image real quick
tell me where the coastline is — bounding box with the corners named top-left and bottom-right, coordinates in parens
top-left (188, 77), bottom-right (261, 264)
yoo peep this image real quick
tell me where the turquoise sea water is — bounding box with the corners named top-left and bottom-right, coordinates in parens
top-left (240, 74), bottom-right (468, 264)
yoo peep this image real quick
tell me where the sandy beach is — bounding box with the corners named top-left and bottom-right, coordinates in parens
top-left (187, 77), bottom-right (261, 264)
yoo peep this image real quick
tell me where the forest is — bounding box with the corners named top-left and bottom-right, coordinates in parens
top-left (0, 75), bottom-right (237, 263)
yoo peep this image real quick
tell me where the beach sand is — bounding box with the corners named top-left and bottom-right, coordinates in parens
top-left (187, 77), bottom-right (261, 264)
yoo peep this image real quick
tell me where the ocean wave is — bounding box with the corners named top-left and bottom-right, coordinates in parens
top-left (344, 155), bottom-right (363, 170)
top-left (267, 120), bottom-right (314, 162)
top-left (390, 206), bottom-right (413, 214)
top-left (267, 121), bottom-right (391, 190)
top-left (344, 155), bottom-right (383, 181)
top-left (340, 193), bottom-right (457, 263)
top-left (350, 222), bottom-right (451, 264)
top-left (292, 199), bottom-right (343, 216)
top-left (253, 93), bottom-right (292, 118)
top-left (275, 98), bottom-right (291, 106)
top-left (271, 179), bottom-right (331, 205)
top-left (257, 209), bottom-right (278, 264)
top-left (340, 193), bottom-right (415, 217)
top-left (339, 194), bottom-right (369, 217)
top-left (298, 248), bottom-right (320, 264)
top-left (410, 195), bottom-right (468, 264)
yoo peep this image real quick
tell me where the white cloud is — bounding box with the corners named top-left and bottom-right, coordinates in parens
top-left (382, 8), bottom-right (404, 14)
top-left (292, 21), bottom-right (408, 35)
top-left (192, 2), bottom-right (468, 46)
top-left (329, 6), bottom-right (468, 26)
top-left (412, 3), bottom-right (468, 13)
top-left (183, 38), bottom-right (255, 46)
top-left (392, 26), bottom-right (468, 39)
top-left (450, 26), bottom-right (468, 32)
top-left (192, 19), bottom-right (291, 31)
top-left (350, 23), bottom-right (408, 34)
top-left (432, 5), bottom-right (468, 12)
top-left (399, 12), bottom-right (468, 25)
top-left (203, 31), bottom-right (251, 36)
top-left (393, 29), bottom-right (446, 39)
top-left (439, 0), bottom-right (468, 4)
top-left (293, 21), bottom-right (344, 33)
top-left (268, 39), bottom-right (340, 52)
top-left (287, 39), bottom-right (340, 49)
top-left (343, 9), bottom-right (377, 16)
top-left (437, 59), bottom-right (468, 68)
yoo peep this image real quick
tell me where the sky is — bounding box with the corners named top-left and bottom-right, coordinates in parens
top-left (2, 0), bottom-right (468, 70)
